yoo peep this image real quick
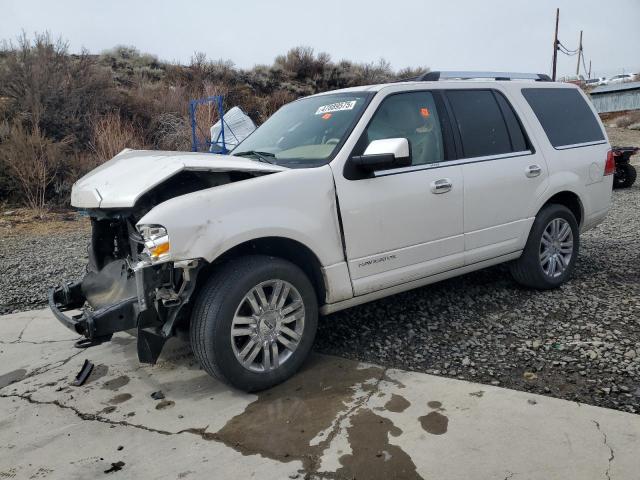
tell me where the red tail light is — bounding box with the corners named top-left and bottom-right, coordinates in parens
top-left (604, 150), bottom-right (615, 176)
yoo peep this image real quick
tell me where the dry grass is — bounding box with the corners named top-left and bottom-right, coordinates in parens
top-left (0, 122), bottom-right (72, 211)
top-left (605, 126), bottom-right (640, 151)
top-left (611, 111), bottom-right (640, 129)
top-left (0, 206), bottom-right (90, 237)
top-left (89, 112), bottom-right (147, 162)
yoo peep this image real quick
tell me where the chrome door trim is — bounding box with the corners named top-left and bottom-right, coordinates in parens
top-left (554, 140), bottom-right (608, 151)
top-left (373, 150), bottom-right (533, 177)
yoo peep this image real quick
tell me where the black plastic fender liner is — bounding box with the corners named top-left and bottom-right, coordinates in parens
top-left (137, 328), bottom-right (168, 364)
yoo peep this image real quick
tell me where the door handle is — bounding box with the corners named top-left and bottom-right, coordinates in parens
top-left (526, 164), bottom-right (542, 178)
top-left (430, 178), bottom-right (452, 194)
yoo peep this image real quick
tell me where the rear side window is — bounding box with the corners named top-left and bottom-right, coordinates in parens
top-left (521, 88), bottom-right (604, 148)
top-left (446, 90), bottom-right (514, 158)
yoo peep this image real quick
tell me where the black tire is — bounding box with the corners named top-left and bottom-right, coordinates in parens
top-left (613, 163), bottom-right (637, 189)
top-left (190, 255), bottom-right (318, 392)
top-left (510, 204), bottom-right (580, 290)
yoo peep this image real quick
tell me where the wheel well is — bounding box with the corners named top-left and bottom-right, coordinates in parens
top-left (542, 191), bottom-right (583, 226)
top-left (199, 237), bottom-right (327, 305)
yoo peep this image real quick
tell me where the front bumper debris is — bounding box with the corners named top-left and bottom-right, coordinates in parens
top-left (49, 281), bottom-right (138, 341)
top-left (49, 258), bottom-right (202, 363)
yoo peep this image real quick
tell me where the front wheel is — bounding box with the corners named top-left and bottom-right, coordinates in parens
top-left (190, 255), bottom-right (318, 392)
top-left (510, 204), bottom-right (579, 289)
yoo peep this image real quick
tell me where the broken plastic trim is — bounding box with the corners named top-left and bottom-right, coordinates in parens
top-left (71, 359), bottom-right (94, 386)
top-left (49, 258), bottom-right (205, 364)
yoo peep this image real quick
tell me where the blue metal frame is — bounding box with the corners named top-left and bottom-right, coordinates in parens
top-left (189, 96), bottom-right (227, 153)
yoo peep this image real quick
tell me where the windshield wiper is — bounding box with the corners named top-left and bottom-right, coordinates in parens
top-left (233, 150), bottom-right (277, 165)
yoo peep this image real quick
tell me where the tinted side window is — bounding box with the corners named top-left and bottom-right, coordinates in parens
top-left (446, 90), bottom-right (513, 158)
top-left (521, 88), bottom-right (604, 148)
top-left (364, 91), bottom-right (444, 166)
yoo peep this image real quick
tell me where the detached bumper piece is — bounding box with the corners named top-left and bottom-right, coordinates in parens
top-left (49, 281), bottom-right (137, 344)
top-left (49, 258), bottom-right (202, 364)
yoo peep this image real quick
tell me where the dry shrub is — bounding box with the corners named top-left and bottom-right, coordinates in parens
top-left (52, 151), bottom-right (101, 204)
top-left (275, 47), bottom-right (331, 81)
top-left (0, 32), bottom-right (115, 148)
top-left (261, 90), bottom-right (297, 122)
top-left (99, 46), bottom-right (164, 86)
top-left (613, 111), bottom-right (640, 129)
top-left (90, 113), bottom-right (146, 162)
top-left (0, 34), bottom-right (434, 207)
top-left (153, 113), bottom-right (191, 151)
top-left (0, 122), bottom-right (71, 210)
top-left (191, 100), bottom-right (223, 151)
top-left (396, 66), bottom-right (429, 80)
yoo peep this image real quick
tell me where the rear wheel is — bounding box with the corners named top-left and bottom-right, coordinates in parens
top-left (190, 255), bottom-right (318, 392)
top-left (510, 204), bottom-right (579, 289)
top-left (614, 163), bottom-right (637, 189)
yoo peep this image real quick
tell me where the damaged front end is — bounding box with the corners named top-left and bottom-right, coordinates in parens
top-left (48, 149), bottom-right (286, 362)
top-left (49, 213), bottom-right (202, 363)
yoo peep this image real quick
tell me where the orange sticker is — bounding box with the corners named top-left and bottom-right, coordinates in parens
top-left (322, 113), bottom-right (332, 120)
top-left (420, 107), bottom-right (430, 118)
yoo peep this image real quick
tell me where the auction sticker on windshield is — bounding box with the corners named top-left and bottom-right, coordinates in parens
top-left (315, 100), bottom-right (357, 115)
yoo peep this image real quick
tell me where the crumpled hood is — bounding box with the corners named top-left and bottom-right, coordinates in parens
top-left (71, 149), bottom-right (286, 209)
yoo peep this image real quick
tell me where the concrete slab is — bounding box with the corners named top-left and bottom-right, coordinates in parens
top-left (1, 309), bottom-right (639, 480)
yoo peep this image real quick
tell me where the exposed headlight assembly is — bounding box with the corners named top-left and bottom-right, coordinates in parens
top-left (138, 225), bottom-right (170, 261)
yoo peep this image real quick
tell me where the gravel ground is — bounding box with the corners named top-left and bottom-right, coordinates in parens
top-left (1, 140), bottom-right (638, 413)
top-left (0, 216), bottom-right (90, 315)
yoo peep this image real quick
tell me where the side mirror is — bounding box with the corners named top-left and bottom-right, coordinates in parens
top-left (350, 138), bottom-right (411, 172)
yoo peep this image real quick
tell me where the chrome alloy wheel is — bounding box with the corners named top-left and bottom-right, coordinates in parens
top-left (539, 218), bottom-right (574, 278)
top-left (230, 279), bottom-right (305, 373)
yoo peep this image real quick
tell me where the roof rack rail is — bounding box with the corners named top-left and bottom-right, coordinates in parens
top-left (401, 71), bottom-right (552, 82)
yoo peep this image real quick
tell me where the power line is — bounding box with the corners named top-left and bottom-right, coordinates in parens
top-left (550, 10), bottom-right (592, 79)
top-left (558, 41), bottom-right (578, 55)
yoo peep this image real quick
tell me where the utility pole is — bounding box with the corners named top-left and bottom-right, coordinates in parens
top-left (552, 8), bottom-right (559, 81)
top-left (576, 30), bottom-right (583, 76)
top-left (588, 60), bottom-right (592, 79)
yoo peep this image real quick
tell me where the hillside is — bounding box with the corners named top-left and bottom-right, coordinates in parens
top-left (0, 33), bottom-right (426, 208)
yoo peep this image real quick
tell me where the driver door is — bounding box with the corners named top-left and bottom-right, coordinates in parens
top-left (331, 90), bottom-right (465, 296)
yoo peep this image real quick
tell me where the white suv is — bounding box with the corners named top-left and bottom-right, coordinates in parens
top-left (51, 71), bottom-right (614, 391)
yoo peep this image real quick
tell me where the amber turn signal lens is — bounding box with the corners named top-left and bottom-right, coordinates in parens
top-left (150, 242), bottom-right (170, 258)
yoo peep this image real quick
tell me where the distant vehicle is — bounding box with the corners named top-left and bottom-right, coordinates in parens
top-left (562, 75), bottom-right (585, 86)
top-left (585, 77), bottom-right (606, 87)
top-left (604, 74), bottom-right (633, 85)
top-left (51, 71), bottom-right (614, 391)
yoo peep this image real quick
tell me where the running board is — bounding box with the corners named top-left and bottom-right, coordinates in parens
top-left (320, 251), bottom-right (521, 315)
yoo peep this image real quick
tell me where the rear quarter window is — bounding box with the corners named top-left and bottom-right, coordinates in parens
top-left (521, 88), bottom-right (604, 148)
top-left (446, 90), bottom-right (513, 158)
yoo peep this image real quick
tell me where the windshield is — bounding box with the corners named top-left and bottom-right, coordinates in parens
top-left (232, 92), bottom-right (371, 166)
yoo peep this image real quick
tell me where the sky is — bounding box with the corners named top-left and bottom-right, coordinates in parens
top-left (2, 0), bottom-right (639, 79)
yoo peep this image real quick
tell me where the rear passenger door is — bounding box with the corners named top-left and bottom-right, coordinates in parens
top-left (444, 89), bottom-right (549, 264)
